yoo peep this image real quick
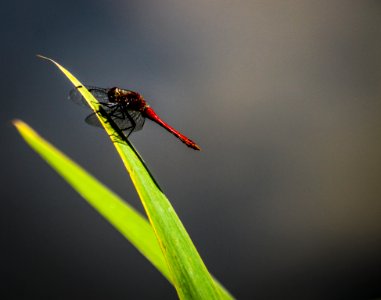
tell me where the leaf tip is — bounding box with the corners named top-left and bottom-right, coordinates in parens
top-left (12, 119), bottom-right (24, 129)
top-left (12, 119), bottom-right (33, 137)
top-left (36, 54), bottom-right (50, 61)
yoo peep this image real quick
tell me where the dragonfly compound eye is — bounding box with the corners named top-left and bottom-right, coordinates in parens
top-left (107, 87), bottom-right (119, 102)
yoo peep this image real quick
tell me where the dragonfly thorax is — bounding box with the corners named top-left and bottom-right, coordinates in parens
top-left (108, 87), bottom-right (146, 111)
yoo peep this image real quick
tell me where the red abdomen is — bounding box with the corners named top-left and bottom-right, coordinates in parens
top-left (143, 106), bottom-right (201, 150)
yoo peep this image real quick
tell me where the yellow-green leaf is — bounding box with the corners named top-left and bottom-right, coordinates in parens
top-left (14, 120), bottom-right (233, 299)
top-left (13, 120), bottom-right (171, 281)
top-left (33, 56), bottom-right (233, 299)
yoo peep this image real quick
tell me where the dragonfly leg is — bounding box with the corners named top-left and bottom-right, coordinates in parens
top-left (98, 104), bottom-right (120, 124)
top-left (124, 111), bottom-right (136, 138)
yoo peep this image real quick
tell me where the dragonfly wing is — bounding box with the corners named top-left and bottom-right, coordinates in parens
top-left (68, 86), bottom-right (110, 108)
top-left (84, 112), bottom-right (102, 128)
top-left (68, 87), bottom-right (88, 107)
top-left (126, 111), bottom-right (145, 132)
top-left (84, 108), bottom-right (145, 133)
top-left (108, 109), bottom-right (145, 133)
top-left (71, 86), bottom-right (145, 136)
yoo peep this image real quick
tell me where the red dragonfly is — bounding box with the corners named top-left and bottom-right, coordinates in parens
top-left (69, 86), bottom-right (201, 150)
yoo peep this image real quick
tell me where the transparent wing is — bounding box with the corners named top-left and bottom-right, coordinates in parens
top-left (84, 108), bottom-right (145, 133)
top-left (68, 86), bottom-right (110, 107)
top-left (70, 85), bottom-right (145, 135)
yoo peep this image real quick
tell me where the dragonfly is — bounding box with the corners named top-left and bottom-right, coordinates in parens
top-left (69, 86), bottom-right (201, 150)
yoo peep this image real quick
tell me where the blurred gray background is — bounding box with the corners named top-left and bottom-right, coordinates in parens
top-left (1, 1), bottom-right (381, 299)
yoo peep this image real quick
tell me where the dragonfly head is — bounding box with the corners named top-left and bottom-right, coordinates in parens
top-left (108, 87), bottom-right (124, 103)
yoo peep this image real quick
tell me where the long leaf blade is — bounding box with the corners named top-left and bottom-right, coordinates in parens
top-left (37, 56), bottom-right (234, 299)
top-left (13, 120), bottom-right (171, 281)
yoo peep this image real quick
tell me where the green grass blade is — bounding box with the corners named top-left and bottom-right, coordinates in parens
top-left (36, 56), bottom-right (234, 299)
top-left (14, 120), bottom-right (234, 299)
top-left (13, 120), bottom-right (171, 282)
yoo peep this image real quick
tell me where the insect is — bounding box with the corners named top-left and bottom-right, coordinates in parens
top-left (69, 86), bottom-right (201, 150)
